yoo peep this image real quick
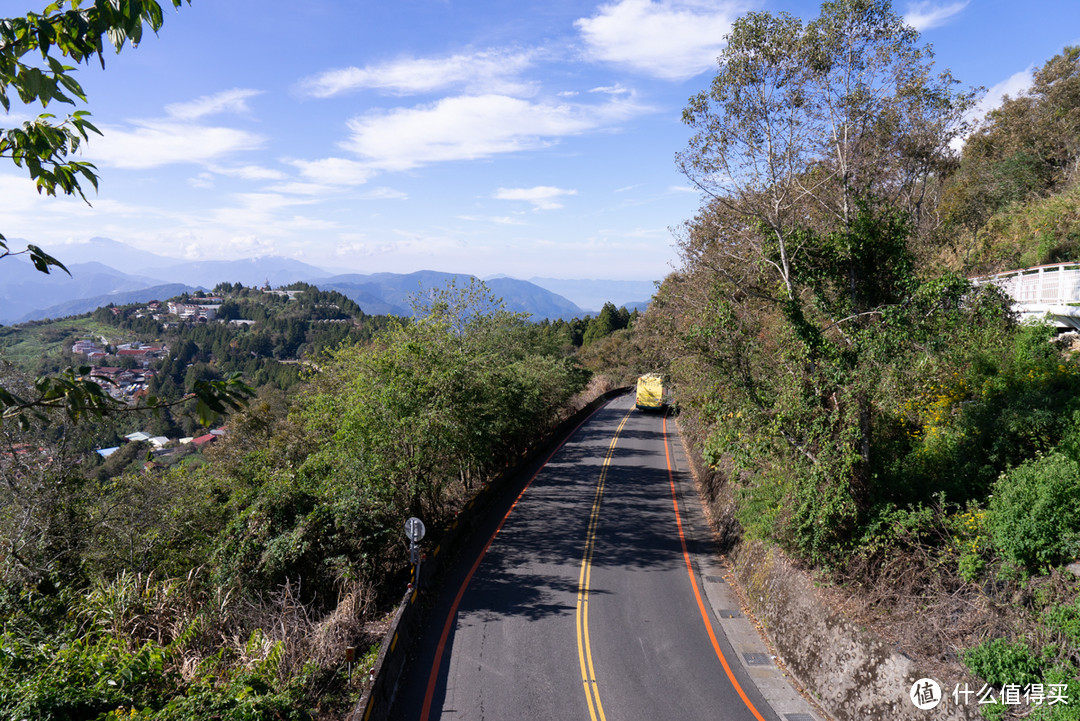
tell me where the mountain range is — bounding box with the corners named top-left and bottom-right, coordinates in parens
top-left (0, 237), bottom-right (655, 324)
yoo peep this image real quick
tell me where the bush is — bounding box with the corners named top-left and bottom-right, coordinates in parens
top-left (987, 453), bottom-right (1080, 573)
top-left (962, 637), bottom-right (1043, 688)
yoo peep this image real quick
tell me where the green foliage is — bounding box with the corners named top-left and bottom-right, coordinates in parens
top-left (986, 452), bottom-right (1080, 573)
top-left (949, 507), bottom-right (991, 583)
top-left (732, 467), bottom-right (792, 543)
top-left (962, 638), bottom-right (1044, 688)
top-left (890, 322), bottom-right (1080, 504)
top-left (1042, 599), bottom-right (1080, 649)
top-left (944, 45), bottom-right (1080, 254)
top-left (0, 0), bottom-right (190, 215)
top-left (210, 280), bottom-right (588, 603)
top-left (663, 0), bottom-right (986, 566)
top-left (0, 632), bottom-right (174, 720)
top-left (973, 185), bottom-right (1080, 270)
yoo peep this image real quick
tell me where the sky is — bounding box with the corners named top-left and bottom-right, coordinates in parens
top-left (2, 0), bottom-right (1079, 282)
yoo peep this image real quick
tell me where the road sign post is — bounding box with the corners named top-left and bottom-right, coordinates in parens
top-left (404, 516), bottom-right (426, 589)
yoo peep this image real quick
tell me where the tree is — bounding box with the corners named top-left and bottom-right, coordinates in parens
top-left (2, 1), bottom-right (189, 245)
top-left (942, 45), bottom-right (1080, 269)
top-left (667, 0), bottom-right (987, 563)
top-left (678, 0), bottom-right (973, 300)
top-left (0, 1), bottom-right (252, 427)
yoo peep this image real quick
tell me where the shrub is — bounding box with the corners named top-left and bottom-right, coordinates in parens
top-left (962, 637), bottom-right (1043, 688)
top-left (987, 453), bottom-right (1080, 573)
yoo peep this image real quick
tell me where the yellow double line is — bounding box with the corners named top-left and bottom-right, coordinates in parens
top-left (576, 408), bottom-right (632, 721)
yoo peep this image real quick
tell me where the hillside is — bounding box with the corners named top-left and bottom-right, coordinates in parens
top-left (0, 239), bottom-right (609, 323)
top-left (0, 280), bottom-right (599, 719)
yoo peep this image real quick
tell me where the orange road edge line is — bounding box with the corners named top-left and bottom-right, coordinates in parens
top-left (663, 413), bottom-right (769, 721)
top-left (419, 400), bottom-right (610, 721)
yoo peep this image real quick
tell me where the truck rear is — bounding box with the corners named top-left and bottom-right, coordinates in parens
top-left (635, 373), bottom-right (664, 412)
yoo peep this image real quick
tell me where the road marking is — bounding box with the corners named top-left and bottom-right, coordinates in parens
top-left (663, 412), bottom-right (769, 721)
top-left (576, 407), bottom-right (633, 721)
top-left (419, 401), bottom-right (609, 721)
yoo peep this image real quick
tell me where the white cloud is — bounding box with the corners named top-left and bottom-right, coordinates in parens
top-left (361, 187), bottom-right (409, 201)
top-left (333, 231), bottom-right (465, 259)
top-left (299, 49), bottom-right (537, 97)
top-left (341, 94), bottom-right (649, 171)
top-left (575, 0), bottom-right (748, 81)
top-left (903, 1), bottom-right (969, 31)
top-left (165, 88), bottom-right (263, 120)
top-left (87, 120), bottom-right (266, 169)
top-left (208, 164), bottom-right (287, 181)
top-left (952, 66), bottom-right (1035, 151)
top-left (210, 192), bottom-right (322, 231)
top-left (288, 157), bottom-right (376, 186)
top-left (458, 214), bottom-right (527, 225)
top-left (189, 173), bottom-right (215, 189)
top-left (974, 67), bottom-right (1035, 119)
top-left (590, 83), bottom-right (631, 95)
top-left (494, 186), bottom-right (578, 211)
top-left (265, 181), bottom-right (336, 196)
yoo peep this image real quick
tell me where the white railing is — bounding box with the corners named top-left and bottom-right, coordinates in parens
top-left (972, 262), bottom-right (1080, 329)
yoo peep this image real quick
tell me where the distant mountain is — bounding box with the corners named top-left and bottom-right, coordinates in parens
top-left (23, 236), bottom-right (334, 288)
top-left (19, 283), bottom-right (196, 323)
top-left (319, 270), bottom-right (584, 320)
top-left (1, 237), bottom-right (339, 324)
top-left (3, 237), bottom-right (645, 324)
top-left (146, 257), bottom-right (331, 289)
top-left (42, 237), bottom-right (180, 276)
top-left (312, 281), bottom-right (411, 316)
top-left (0, 259), bottom-right (169, 324)
top-left (525, 277), bottom-right (657, 313)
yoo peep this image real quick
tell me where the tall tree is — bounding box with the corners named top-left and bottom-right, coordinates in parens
top-left (678, 0), bottom-right (972, 301)
top-left (666, 0), bottom-right (986, 562)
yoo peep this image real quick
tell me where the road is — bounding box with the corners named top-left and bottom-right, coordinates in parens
top-left (392, 393), bottom-right (780, 721)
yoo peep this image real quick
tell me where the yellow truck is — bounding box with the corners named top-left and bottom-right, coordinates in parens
top-left (635, 373), bottom-right (665, 412)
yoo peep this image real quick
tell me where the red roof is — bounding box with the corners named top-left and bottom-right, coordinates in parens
top-left (192, 434), bottom-right (217, 447)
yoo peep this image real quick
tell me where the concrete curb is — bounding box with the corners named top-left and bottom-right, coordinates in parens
top-left (349, 387), bottom-right (629, 721)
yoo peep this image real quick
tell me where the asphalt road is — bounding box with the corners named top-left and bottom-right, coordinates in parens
top-left (392, 394), bottom-right (780, 721)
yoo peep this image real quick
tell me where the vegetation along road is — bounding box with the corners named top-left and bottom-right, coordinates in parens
top-left (393, 394), bottom-right (784, 721)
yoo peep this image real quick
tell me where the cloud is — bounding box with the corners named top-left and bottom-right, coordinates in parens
top-left (494, 186), bottom-right (578, 210)
top-left (590, 83), bottom-right (631, 95)
top-left (165, 88), bottom-right (263, 120)
top-left (949, 66), bottom-right (1034, 152)
top-left (209, 192), bottom-right (322, 230)
top-left (265, 181), bottom-right (336, 196)
top-left (974, 67), bottom-right (1035, 118)
top-left (189, 173), bottom-right (215, 189)
top-left (333, 231), bottom-right (465, 259)
top-left (298, 49), bottom-right (537, 97)
top-left (288, 157), bottom-right (376, 186)
top-left (87, 120), bottom-right (266, 169)
top-left (903, 1), bottom-right (969, 31)
top-left (361, 187), bottom-right (408, 201)
top-left (208, 164), bottom-right (287, 181)
top-left (458, 215), bottom-right (527, 225)
top-left (575, 0), bottom-right (748, 81)
top-left (341, 94), bottom-right (649, 171)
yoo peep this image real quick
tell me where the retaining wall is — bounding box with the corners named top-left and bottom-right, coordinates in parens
top-left (680, 420), bottom-right (978, 721)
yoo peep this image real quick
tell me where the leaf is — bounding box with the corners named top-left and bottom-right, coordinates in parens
top-left (26, 244), bottom-right (71, 276)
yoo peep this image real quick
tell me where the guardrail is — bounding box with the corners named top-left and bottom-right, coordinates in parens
top-left (972, 262), bottom-right (1080, 329)
top-left (349, 386), bottom-right (629, 721)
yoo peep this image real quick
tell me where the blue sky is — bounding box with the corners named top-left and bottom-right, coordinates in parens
top-left (2, 0), bottom-right (1079, 281)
